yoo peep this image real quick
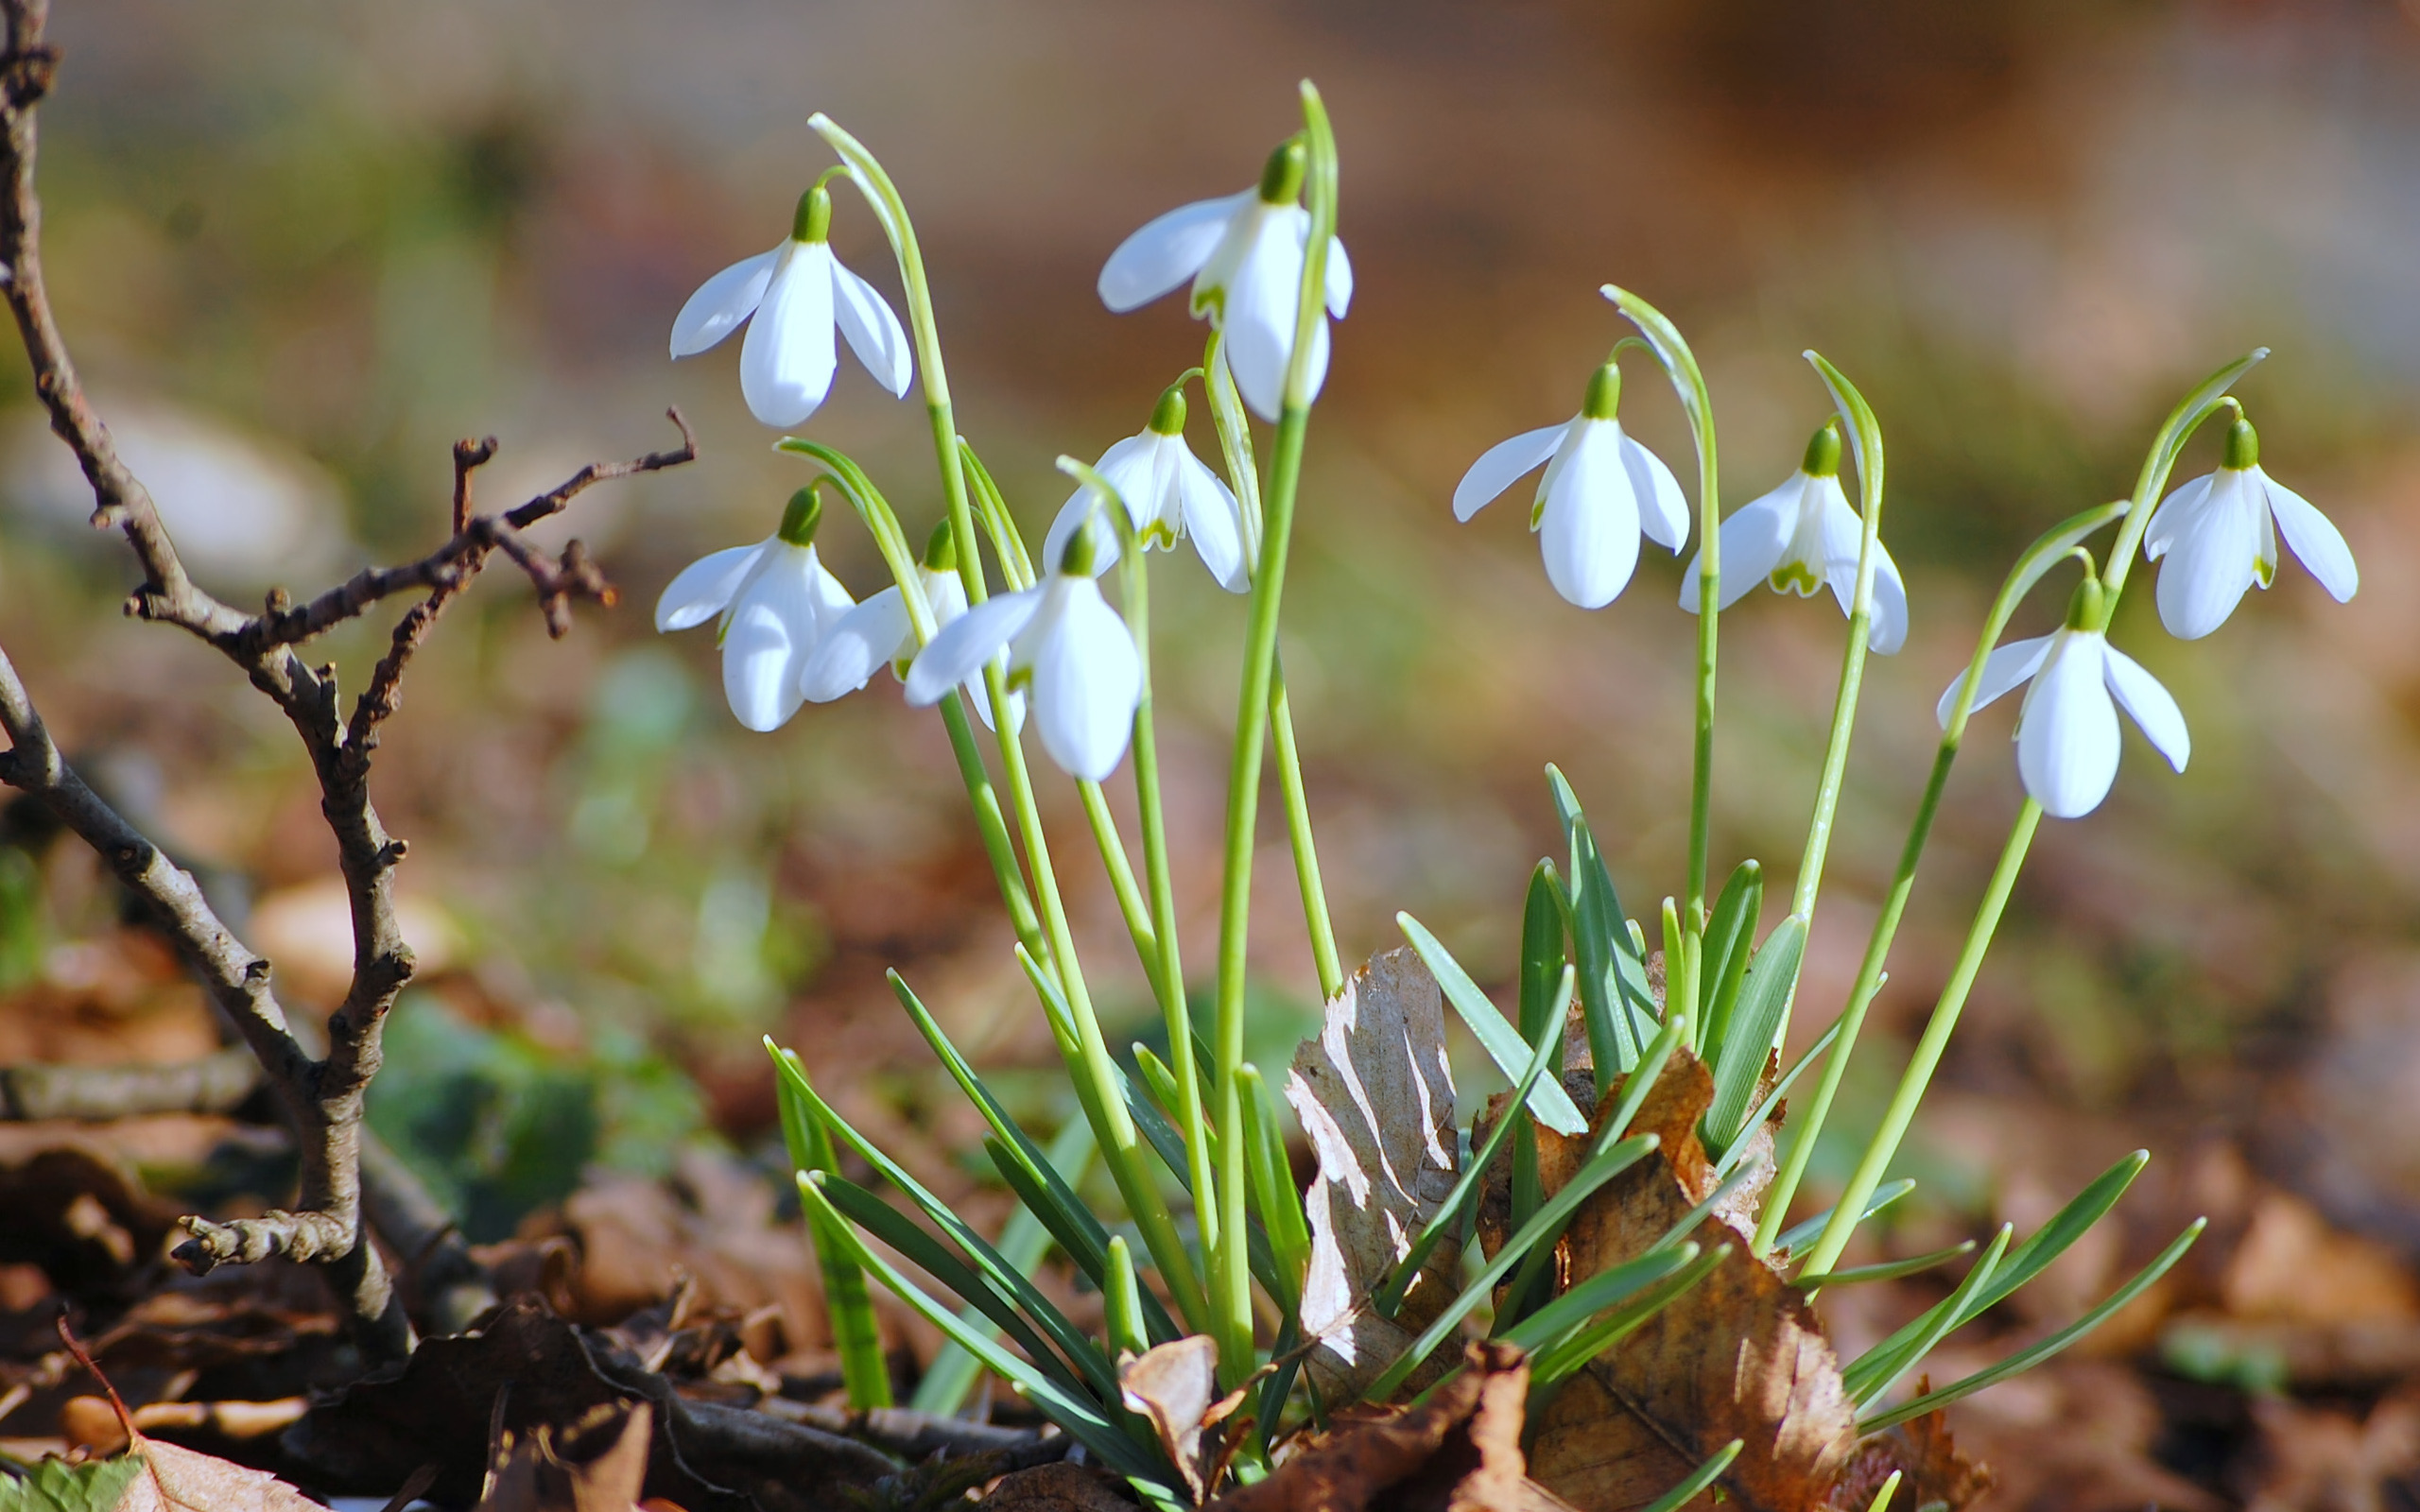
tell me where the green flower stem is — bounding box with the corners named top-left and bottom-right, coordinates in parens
top-left (814, 115), bottom-right (1205, 1335)
top-left (1209, 81), bottom-right (1337, 1386)
top-left (1202, 334), bottom-right (1343, 1004)
top-left (1271, 665), bottom-right (1343, 1001)
top-left (1077, 780), bottom-right (1159, 974)
top-left (1604, 288), bottom-right (1720, 938)
top-left (1772, 358), bottom-right (1888, 1057)
top-left (1797, 799), bottom-right (2041, 1281)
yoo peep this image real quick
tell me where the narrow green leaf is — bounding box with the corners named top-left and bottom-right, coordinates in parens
top-left (1841, 1150), bottom-right (2146, 1400)
top-left (769, 1046), bottom-right (1121, 1400)
top-left (766, 1040), bottom-right (890, 1409)
top-left (1497, 1245), bottom-right (1697, 1354)
top-left (1704, 915), bottom-right (1806, 1154)
top-left (1858, 1218), bottom-right (2205, 1434)
top-left (819, 1172), bottom-right (1106, 1401)
top-left (1712, 1010), bottom-right (1841, 1181)
top-left (1530, 1242), bottom-right (1729, 1384)
top-left (1696, 860), bottom-right (1762, 1052)
top-left (1852, 1224), bottom-right (2012, 1410)
top-left (1794, 1238), bottom-right (1977, 1291)
top-left (918, 1119), bottom-right (1096, 1415)
top-left (1133, 1044), bottom-right (1187, 1128)
top-left (1864, 1470), bottom-right (1903, 1512)
top-left (1377, 973), bottom-right (1569, 1319)
top-left (1103, 1234), bottom-right (1150, 1359)
top-left (1398, 912), bottom-right (1587, 1136)
top-left (1240, 1063), bottom-right (1310, 1316)
top-left (795, 1172), bottom-right (1164, 1484)
top-left (1548, 766), bottom-right (1659, 1085)
top-left (1519, 859), bottom-right (1570, 1046)
top-left (1635, 1439), bottom-right (1743, 1512)
top-left (1772, 1177), bottom-right (1914, 1259)
top-left (1365, 1133), bottom-right (1658, 1401)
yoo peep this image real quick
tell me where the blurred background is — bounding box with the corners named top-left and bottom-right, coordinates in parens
top-left (6, 1), bottom-right (2420, 1500)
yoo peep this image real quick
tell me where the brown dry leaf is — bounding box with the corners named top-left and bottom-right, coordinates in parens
top-left (2238, 1387), bottom-right (2420, 1512)
top-left (478, 1400), bottom-right (653, 1512)
top-left (975, 1463), bottom-right (1139, 1510)
top-left (1213, 1342), bottom-right (1574, 1512)
top-left (2221, 1190), bottom-right (2419, 1327)
top-left (1893, 1361), bottom-right (2204, 1512)
top-left (116, 1437), bottom-right (323, 1512)
top-left (1283, 948), bottom-right (1462, 1403)
top-left (1523, 1050), bottom-right (1866, 1512)
top-left (1118, 1336), bottom-right (1219, 1502)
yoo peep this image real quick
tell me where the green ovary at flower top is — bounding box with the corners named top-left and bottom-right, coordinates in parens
top-left (1451, 359), bottom-right (1691, 610)
top-left (669, 180), bottom-right (913, 429)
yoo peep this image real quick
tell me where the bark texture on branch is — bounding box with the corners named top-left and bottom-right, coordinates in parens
top-left (0, 0), bottom-right (692, 1361)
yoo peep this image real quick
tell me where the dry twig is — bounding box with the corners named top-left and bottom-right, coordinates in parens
top-left (0, 0), bottom-right (694, 1359)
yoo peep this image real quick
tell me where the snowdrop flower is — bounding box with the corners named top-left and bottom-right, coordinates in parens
top-left (905, 524), bottom-right (1142, 782)
top-left (800, 524), bottom-right (1022, 730)
top-left (655, 487), bottom-right (856, 733)
top-left (1042, 383), bottom-right (1250, 593)
top-left (1098, 139), bottom-right (1353, 421)
top-left (1679, 421), bottom-right (1908, 653)
top-left (668, 184), bottom-right (912, 429)
top-left (2146, 415), bottom-right (2357, 640)
top-left (1452, 363), bottom-right (1689, 610)
top-left (1939, 577), bottom-right (2189, 819)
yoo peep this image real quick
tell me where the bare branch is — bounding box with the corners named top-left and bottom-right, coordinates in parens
top-left (0, 1045), bottom-right (260, 1121)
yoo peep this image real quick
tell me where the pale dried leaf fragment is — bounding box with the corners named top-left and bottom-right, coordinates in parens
top-left (1523, 1051), bottom-right (1864, 1512)
top-left (476, 1400), bottom-right (652, 1512)
top-left (118, 1440), bottom-right (322, 1512)
top-left (1284, 948), bottom-right (1462, 1403)
top-left (1120, 1335), bottom-right (1219, 1501)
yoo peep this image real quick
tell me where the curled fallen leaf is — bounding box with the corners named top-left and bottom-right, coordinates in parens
top-left (1284, 949), bottom-right (1463, 1404)
top-left (1117, 1336), bottom-right (1219, 1502)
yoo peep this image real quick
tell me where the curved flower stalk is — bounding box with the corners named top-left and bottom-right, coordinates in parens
top-left (802, 523), bottom-right (1023, 730)
top-left (1943, 577), bottom-right (2189, 819)
top-left (1044, 382), bottom-right (1250, 593)
top-left (904, 517), bottom-right (1142, 782)
top-left (1681, 420), bottom-right (1908, 654)
top-left (670, 183), bottom-right (913, 428)
top-left (1098, 138), bottom-right (1354, 421)
top-left (654, 487), bottom-right (857, 732)
top-left (2147, 413), bottom-right (2357, 639)
top-left (1453, 362), bottom-right (1689, 609)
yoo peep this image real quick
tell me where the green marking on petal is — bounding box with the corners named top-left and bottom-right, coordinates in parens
top-left (1770, 561), bottom-right (1824, 597)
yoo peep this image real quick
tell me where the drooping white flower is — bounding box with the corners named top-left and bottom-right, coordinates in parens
top-left (1679, 421), bottom-right (1908, 653)
top-left (1939, 579), bottom-right (2189, 819)
top-left (799, 524), bottom-right (1022, 730)
top-left (654, 489), bottom-right (856, 732)
top-left (903, 528), bottom-right (1142, 782)
top-left (1042, 385), bottom-right (1250, 593)
top-left (2145, 415), bottom-right (2357, 640)
top-left (1098, 139), bottom-right (1353, 421)
top-left (1452, 363), bottom-right (1689, 610)
top-left (669, 184), bottom-right (912, 429)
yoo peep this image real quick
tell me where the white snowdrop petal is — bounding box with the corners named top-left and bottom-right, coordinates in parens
top-left (1028, 581), bottom-right (1142, 781)
top-left (2143, 472), bottom-right (2215, 561)
top-left (719, 549), bottom-right (821, 732)
top-left (669, 248), bottom-right (779, 358)
top-left (829, 254), bottom-right (914, 398)
top-left (2100, 644), bottom-right (2190, 773)
top-left (1682, 484), bottom-right (1793, 613)
top-left (1453, 425), bottom-right (1565, 523)
top-left (801, 584), bottom-right (909, 703)
top-left (2154, 470), bottom-right (2262, 640)
top-left (1939, 633), bottom-right (2054, 728)
top-left (1176, 448), bottom-right (1250, 593)
top-left (1618, 430), bottom-right (1691, 551)
top-left (1098, 193), bottom-right (1250, 313)
top-left (1223, 213), bottom-right (1317, 421)
top-left (1096, 433), bottom-right (1165, 533)
top-left (739, 243), bottom-right (839, 429)
top-left (1539, 423), bottom-right (1640, 610)
top-left (2259, 472), bottom-right (2359, 603)
top-left (655, 541), bottom-right (769, 632)
top-left (1323, 236), bottom-right (1354, 318)
top-left (1860, 540), bottom-right (1911, 655)
top-left (2017, 634), bottom-right (2121, 819)
top-left (904, 589), bottom-right (1043, 706)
